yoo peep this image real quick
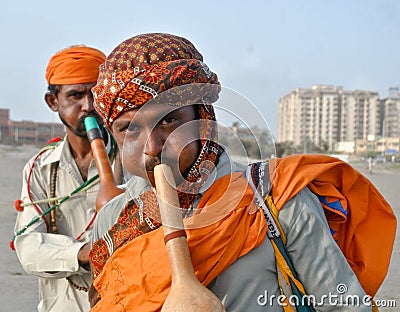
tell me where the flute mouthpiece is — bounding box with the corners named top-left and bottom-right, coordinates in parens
top-left (84, 116), bottom-right (103, 142)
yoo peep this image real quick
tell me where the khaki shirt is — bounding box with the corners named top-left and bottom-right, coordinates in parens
top-left (14, 137), bottom-right (113, 312)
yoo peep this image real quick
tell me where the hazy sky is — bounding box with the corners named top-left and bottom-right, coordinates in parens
top-left (1, 0), bottom-right (399, 137)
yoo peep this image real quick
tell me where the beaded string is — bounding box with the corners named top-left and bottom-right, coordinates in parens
top-left (66, 276), bottom-right (89, 292)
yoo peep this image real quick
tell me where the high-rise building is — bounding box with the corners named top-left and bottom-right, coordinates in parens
top-left (381, 87), bottom-right (400, 138)
top-left (278, 85), bottom-right (382, 151)
top-left (339, 89), bottom-right (380, 142)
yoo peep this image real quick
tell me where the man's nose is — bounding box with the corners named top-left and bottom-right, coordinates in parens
top-left (144, 129), bottom-right (164, 157)
top-left (81, 93), bottom-right (94, 112)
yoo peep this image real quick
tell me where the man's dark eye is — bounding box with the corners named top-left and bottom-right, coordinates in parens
top-left (161, 117), bottom-right (178, 125)
top-left (114, 123), bottom-right (129, 133)
top-left (127, 123), bottom-right (140, 133)
top-left (117, 126), bottom-right (128, 133)
top-left (70, 92), bottom-right (84, 98)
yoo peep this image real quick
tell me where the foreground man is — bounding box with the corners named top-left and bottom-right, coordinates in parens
top-left (13, 45), bottom-right (117, 311)
top-left (89, 33), bottom-right (396, 311)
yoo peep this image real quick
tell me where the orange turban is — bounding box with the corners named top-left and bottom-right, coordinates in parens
top-left (45, 45), bottom-right (106, 85)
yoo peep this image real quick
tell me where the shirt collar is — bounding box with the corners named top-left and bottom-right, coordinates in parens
top-left (39, 137), bottom-right (67, 167)
top-left (39, 129), bottom-right (113, 168)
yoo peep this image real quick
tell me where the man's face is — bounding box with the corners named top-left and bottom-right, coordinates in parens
top-left (111, 103), bottom-right (200, 187)
top-left (47, 82), bottom-right (102, 137)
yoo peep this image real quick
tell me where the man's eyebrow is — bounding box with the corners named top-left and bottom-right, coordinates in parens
top-left (160, 106), bottom-right (186, 116)
top-left (65, 88), bottom-right (84, 95)
top-left (113, 119), bottom-right (130, 127)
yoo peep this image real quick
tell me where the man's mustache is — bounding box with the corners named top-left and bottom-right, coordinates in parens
top-left (80, 112), bottom-right (101, 124)
top-left (145, 156), bottom-right (177, 172)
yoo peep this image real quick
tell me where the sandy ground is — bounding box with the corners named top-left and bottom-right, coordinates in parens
top-left (0, 145), bottom-right (399, 311)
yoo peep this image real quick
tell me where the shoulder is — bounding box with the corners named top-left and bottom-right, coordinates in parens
top-left (92, 192), bottom-right (127, 243)
top-left (278, 187), bottom-right (329, 232)
top-left (93, 175), bottom-right (150, 242)
top-left (96, 192), bottom-right (127, 223)
top-left (22, 139), bottom-right (64, 172)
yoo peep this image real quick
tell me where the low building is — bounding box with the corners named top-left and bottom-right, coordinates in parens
top-left (355, 137), bottom-right (400, 157)
top-left (0, 108), bottom-right (65, 145)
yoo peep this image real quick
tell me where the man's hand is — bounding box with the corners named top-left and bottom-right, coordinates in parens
top-left (78, 242), bottom-right (91, 270)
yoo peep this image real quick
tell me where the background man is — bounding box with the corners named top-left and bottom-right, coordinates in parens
top-left (13, 45), bottom-right (116, 311)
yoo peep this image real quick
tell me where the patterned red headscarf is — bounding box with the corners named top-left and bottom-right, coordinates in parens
top-left (92, 33), bottom-right (220, 126)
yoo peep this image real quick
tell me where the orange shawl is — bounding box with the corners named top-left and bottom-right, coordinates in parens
top-left (91, 172), bottom-right (267, 311)
top-left (92, 154), bottom-right (396, 311)
top-left (270, 154), bottom-right (396, 296)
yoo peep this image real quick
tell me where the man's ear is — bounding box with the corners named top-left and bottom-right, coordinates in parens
top-left (45, 92), bottom-right (58, 112)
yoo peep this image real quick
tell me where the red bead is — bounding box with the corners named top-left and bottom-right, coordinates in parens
top-left (14, 199), bottom-right (24, 212)
top-left (9, 241), bottom-right (15, 251)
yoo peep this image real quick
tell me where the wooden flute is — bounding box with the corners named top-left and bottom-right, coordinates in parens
top-left (84, 116), bottom-right (123, 212)
top-left (154, 164), bottom-right (226, 312)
